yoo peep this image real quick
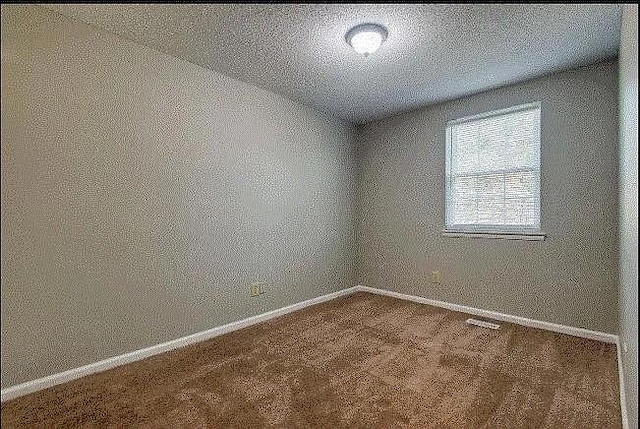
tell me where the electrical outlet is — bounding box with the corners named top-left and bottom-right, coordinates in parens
top-left (431, 271), bottom-right (441, 284)
top-left (250, 282), bottom-right (267, 297)
top-left (250, 284), bottom-right (260, 297)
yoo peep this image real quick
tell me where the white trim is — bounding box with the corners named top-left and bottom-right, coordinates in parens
top-left (354, 285), bottom-right (618, 343)
top-left (617, 338), bottom-right (630, 429)
top-left (2, 285), bottom-right (620, 405)
top-left (446, 101), bottom-right (542, 126)
top-left (444, 102), bottom-right (542, 234)
top-left (366, 284), bottom-right (625, 423)
top-left (442, 230), bottom-right (546, 241)
top-left (1, 287), bottom-right (359, 403)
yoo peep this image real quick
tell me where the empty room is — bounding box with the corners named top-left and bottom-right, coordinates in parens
top-left (1, 3), bottom-right (638, 428)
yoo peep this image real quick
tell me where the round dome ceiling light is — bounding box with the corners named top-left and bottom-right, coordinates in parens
top-left (345, 23), bottom-right (388, 56)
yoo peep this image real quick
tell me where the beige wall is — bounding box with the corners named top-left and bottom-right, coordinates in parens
top-left (356, 60), bottom-right (620, 334)
top-left (618, 4), bottom-right (638, 428)
top-left (1, 5), bottom-right (357, 388)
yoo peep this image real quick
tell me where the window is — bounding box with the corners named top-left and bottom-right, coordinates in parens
top-left (444, 102), bottom-right (544, 240)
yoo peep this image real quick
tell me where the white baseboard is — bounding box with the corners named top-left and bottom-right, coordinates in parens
top-left (355, 286), bottom-right (626, 425)
top-left (1, 286), bottom-right (359, 403)
top-left (617, 338), bottom-right (630, 429)
top-left (354, 285), bottom-right (618, 344)
top-left (2, 284), bottom-right (620, 405)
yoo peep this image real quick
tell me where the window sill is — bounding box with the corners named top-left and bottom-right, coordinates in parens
top-left (441, 230), bottom-right (546, 241)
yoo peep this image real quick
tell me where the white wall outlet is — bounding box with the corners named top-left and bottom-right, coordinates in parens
top-left (431, 271), bottom-right (441, 284)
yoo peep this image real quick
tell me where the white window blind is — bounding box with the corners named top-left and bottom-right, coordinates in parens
top-left (445, 103), bottom-right (541, 233)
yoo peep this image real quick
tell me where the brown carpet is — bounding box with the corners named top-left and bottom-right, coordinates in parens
top-left (1, 292), bottom-right (621, 428)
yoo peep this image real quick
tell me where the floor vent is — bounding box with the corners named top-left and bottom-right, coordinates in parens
top-left (466, 318), bottom-right (501, 330)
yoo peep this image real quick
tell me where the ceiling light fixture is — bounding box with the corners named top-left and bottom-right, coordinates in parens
top-left (345, 23), bottom-right (388, 56)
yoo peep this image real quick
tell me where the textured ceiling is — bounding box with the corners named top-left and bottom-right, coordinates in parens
top-left (45, 4), bottom-right (622, 124)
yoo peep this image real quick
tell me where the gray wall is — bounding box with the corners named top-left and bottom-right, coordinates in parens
top-left (356, 60), bottom-right (620, 334)
top-left (1, 5), bottom-right (356, 388)
top-left (0, 3), bottom-right (626, 396)
top-left (618, 4), bottom-right (638, 428)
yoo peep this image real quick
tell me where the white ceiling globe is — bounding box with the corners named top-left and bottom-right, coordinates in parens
top-left (345, 23), bottom-right (388, 56)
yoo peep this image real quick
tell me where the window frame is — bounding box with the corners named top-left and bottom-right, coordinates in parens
top-left (443, 102), bottom-right (546, 241)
